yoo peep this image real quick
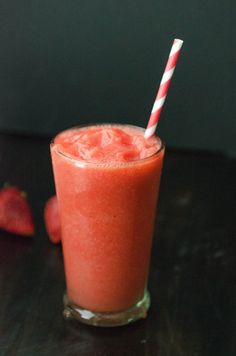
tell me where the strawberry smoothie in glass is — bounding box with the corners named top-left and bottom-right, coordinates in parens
top-left (50, 124), bottom-right (165, 327)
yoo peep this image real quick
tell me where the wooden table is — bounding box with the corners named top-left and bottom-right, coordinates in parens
top-left (0, 133), bottom-right (235, 356)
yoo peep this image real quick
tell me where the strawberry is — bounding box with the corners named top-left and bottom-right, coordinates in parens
top-left (0, 186), bottom-right (35, 236)
top-left (44, 195), bottom-right (61, 243)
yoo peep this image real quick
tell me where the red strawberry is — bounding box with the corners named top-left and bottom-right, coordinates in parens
top-left (0, 186), bottom-right (35, 236)
top-left (44, 195), bottom-right (61, 243)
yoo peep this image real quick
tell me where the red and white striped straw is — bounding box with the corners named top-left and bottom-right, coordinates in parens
top-left (144, 39), bottom-right (183, 138)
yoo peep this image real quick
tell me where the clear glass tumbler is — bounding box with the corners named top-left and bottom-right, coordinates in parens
top-left (50, 124), bottom-right (165, 327)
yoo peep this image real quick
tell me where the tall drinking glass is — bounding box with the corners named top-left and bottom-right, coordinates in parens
top-left (50, 124), bottom-right (165, 326)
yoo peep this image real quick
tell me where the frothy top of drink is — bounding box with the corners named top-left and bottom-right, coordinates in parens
top-left (54, 125), bottom-right (161, 163)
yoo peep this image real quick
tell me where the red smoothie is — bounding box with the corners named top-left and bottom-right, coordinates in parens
top-left (51, 124), bottom-right (164, 315)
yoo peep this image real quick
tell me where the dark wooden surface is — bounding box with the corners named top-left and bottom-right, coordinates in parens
top-left (0, 133), bottom-right (235, 356)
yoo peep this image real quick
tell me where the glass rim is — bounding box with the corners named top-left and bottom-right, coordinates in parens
top-left (51, 123), bottom-right (165, 167)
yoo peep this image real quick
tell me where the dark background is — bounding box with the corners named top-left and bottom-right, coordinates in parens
top-left (0, 0), bottom-right (235, 155)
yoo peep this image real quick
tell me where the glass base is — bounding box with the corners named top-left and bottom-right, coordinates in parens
top-left (63, 290), bottom-right (150, 327)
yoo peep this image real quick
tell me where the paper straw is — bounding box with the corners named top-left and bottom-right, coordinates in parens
top-left (144, 39), bottom-right (183, 138)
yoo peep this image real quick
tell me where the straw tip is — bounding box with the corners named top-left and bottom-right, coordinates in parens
top-left (174, 38), bottom-right (184, 44)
